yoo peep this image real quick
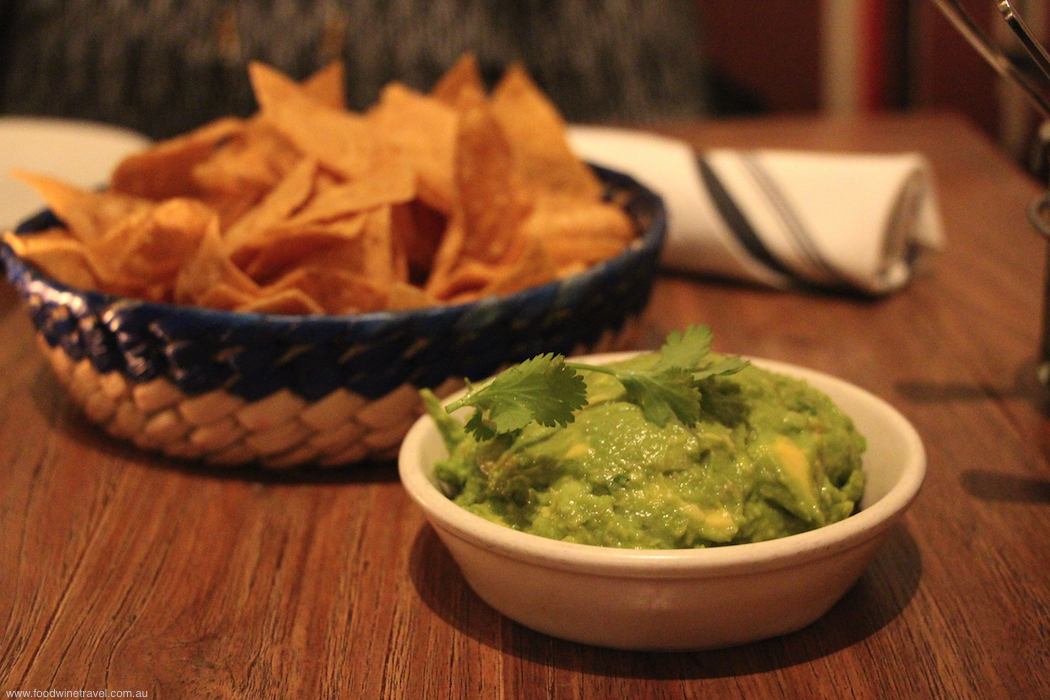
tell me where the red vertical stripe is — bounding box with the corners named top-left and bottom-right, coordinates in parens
top-left (861, 0), bottom-right (888, 110)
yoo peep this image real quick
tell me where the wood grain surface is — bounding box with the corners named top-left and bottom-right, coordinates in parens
top-left (2, 112), bottom-right (1049, 699)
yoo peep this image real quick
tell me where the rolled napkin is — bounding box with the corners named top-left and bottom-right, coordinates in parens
top-left (567, 125), bottom-right (945, 295)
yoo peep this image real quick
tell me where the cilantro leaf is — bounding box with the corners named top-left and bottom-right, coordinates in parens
top-left (694, 355), bottom-right (749, 380)
top-left (445, 353), bottom-right (587, 440)
top-left (651, 325), bottom-right (712, 371)
top-left (570, 325), bottom-right (743, 428)
top-left (439, 325), bottom-right (747, 440)
top-left (618, 366), bottom-right (703, 427)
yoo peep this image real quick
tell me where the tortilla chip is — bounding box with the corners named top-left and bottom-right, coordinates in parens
top-left (88, 199), bottom-right (219, 302)
top-left (391, 199), bottom-right (446, 284)
top-left (428, 258), bottom-right (500, 303)
top-left (453, 88), bottom-right (535, 264)
top-left (110, 117), bottom-right (247, 199)
top-left (221, 157), bottom-right (321, 255)
top-left (522, 194), bottom-right (635, 268)
top-left (357, 204), bottom-right (407, 288)
top-left (491, 63), bottom-right (603, 201)
top-left (250, 61), bottom-right (378, 180)
top-left (480, 234), bottom-right (558, 296)
top-left (237, 287), bottom-right (326, 315)
top-left (174, 224), bottom-right (261, 307)
top-left (2, 229), bottom-right (98, 289)
top-left (387, 281), bottom-right (437, 310)
top-left (12, 170), bottom-right (154, 243)
top-left (191, 119), bottom-right (302, 228)
top-left (5, 55), bottom-right (638, 317)
top-left (424, 213), bottom-right (467, 299)
top-left (266, 267), bottom-right (389, 314)
top-left (283, 159), bottom-right (416, 225)
top-left (195, 282), bottom-right (260, 311)
top-left (366, 82), bottom-right (457, 212)
top-left (301, 60), bottom-right (347, 109)
top-left (237, 225), bottom-right (367, 284)
top-left (431, 53), bottom-right (487, 107)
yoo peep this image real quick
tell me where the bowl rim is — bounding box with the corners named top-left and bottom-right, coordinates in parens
top-left (398, 352), bottom-right (926, 578)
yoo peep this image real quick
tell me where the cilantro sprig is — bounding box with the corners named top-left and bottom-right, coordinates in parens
top-left (443, 325), bottom-right (747, 440)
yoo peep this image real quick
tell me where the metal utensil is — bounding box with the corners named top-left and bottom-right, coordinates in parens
top-left (929, 0), bottom-right (1050, 119)
top-left (930, 0), bottom-right (1050, 391)
top-left (997, 0), bottom-right (1050, 82)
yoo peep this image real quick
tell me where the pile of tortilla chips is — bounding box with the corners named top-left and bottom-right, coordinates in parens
top-left (2, 55), bottom-right (637, 315)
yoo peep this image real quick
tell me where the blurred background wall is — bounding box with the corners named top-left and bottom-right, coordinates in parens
top-left (699, 0), bottom-right (1047, 171)
top-left (2, 0), bottom-right (1045, 174)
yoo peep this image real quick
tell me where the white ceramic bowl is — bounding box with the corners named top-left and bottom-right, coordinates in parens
top-left (398, 354), bottom-right (926, 651)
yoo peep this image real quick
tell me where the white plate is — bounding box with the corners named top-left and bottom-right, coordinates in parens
top-left (0, 116), bottom-right (151, 230)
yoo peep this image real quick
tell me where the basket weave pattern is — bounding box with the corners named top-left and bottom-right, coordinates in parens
top-left (3, 167), bottom-right (665, 469)
top-left (35, 324), bottom-right (635, 468)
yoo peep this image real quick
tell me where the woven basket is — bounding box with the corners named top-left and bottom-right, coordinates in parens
top-left (2, 166), bottom-right (666, 470)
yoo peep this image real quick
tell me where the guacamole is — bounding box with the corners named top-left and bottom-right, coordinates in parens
top-left (426, 353), bottom-right (866, 549)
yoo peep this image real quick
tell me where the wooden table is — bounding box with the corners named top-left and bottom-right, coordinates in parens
top-left (3, 112), bottom-right (1049, 698)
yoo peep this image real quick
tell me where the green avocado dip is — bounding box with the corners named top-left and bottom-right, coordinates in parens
top-left (421, 329), bottom-right (866, 549)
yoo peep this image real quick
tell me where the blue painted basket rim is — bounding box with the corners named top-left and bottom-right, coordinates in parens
top-left (2, 164), bottom-right (666, 331)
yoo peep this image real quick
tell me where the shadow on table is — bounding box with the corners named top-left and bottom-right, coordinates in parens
top-left (895, 359), bottom-right (1044, 405)
top-left (960, 470), bottom-right (1050, 503)
top-left (896, 359), bottom-right (1050, 505)
top-left (408, 522), bottom-right (923, 679)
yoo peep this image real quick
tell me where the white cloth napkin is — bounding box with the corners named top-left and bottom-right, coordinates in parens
top-left (567, 125), bottom-right (945, 295)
